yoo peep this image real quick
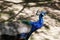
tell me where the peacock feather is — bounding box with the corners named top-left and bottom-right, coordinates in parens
top-left (21, 20), bottom-right (31, 26)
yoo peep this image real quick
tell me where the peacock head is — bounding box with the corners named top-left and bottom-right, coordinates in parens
top-left (36, 10), bottom-right (46, 17)
top-left (40, 11), bottom-right (46, 17)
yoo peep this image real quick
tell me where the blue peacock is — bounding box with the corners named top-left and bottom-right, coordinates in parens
top-left (17, 11), bottom-right (46, 40)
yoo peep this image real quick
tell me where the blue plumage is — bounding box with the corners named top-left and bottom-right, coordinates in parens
top-left (17, 11), bottom-right (46, 40)
top-left (26, 11), bottom-right (46, 40)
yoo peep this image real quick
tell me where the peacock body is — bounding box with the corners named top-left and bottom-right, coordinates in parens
top-left (17, 11), bottom-right (46, 40)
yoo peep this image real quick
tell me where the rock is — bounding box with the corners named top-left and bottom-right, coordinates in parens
top-left (0, 13), bottom-right (10, 20)
top-left (5, 0), bottom-right (23, 3)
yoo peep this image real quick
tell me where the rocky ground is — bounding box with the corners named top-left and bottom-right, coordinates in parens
top-left (0, 0), bottom-right (60, 40)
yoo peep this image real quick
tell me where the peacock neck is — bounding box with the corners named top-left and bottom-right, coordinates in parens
top-left (39, 15), bottom-right (43, 21)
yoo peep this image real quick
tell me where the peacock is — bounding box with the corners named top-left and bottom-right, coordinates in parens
top-left (17, 11), bottom-right (46, 40)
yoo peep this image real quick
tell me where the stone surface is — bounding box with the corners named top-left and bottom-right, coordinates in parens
top-left (5, 0), bottom-right (23, 3)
